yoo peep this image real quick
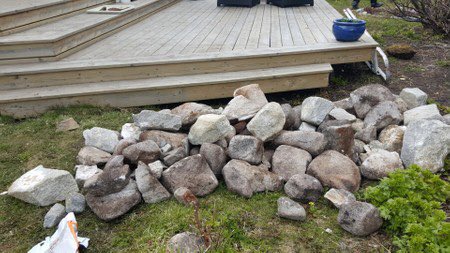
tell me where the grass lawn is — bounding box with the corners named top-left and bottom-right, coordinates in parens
top-left (0, 0), bottom-right (448, 252)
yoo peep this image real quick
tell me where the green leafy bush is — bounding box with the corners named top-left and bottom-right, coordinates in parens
top-left (364, 165), bottom-right (450, 252)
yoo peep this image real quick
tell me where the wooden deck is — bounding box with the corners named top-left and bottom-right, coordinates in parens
top-left (0, 0), bottom-right (379, 118)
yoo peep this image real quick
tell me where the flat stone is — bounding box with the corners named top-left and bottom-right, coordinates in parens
top-left (86, 180), bottom-right (141, 221)
top-left (148, 160), bottom-right (166, 179)
top-left (349, 84), bottom-right (395, 119)
top-left (284, 174), bottom-right (323, 203)
top-left (307, 150), bottom-right (361, 192)
top-left (298, 122), bottom-right (317, 132)
top-left (329, 108), bottom-right (356, 122)
top-left (324, 188), bottom-right (356, 209)
top-left (403, 104), bottom-right (443, 125)
top-left (56, 118), bottom-right (79, 132)
top-left (171, 102), bottom-right (220, 126)
top-left (401, 119), bottom-right (450, 173)
top-left (338, 201), bottom-right (383, 236)
top-left (188, 114), bottom-right (235, 145)
top-left (277, 197), bottom-right (306, 221)
top-left (135, 162), bottom-right (171, 204)
top-left (161, 155), bottom-right (218, 196)
top-left (8, 165), bottom-right (79, 206)
top-left (273, 130), bottom-right (327, 156)
top-left (174, 187), bottom-right (193, 206)
top-left (163, 147), bottom-right (187, 166)
top-left (301, 97), bottom-right (335, 125)
top-left (272, 145), bottom-right (312, 182)
top-left (167, 232), bottom-right (205, 253)
top-left (65, 192), bottom-right (86, 214)
top-left (247, 102), bottom-right (286, 141)
top-left (222, 160), bottom-right (282, 198)
top-left (378, 125), bottom-right (405, 153)
top-left (122, 140), bottom-right (161, 164)
top-left (227, 135), bottom-right (264, 164)
top-left (84, 156), bottom-right (130, 196)
top-left (361, 150), bottom-right (404, 179)
top-left (133, 110), bottom-right (182, 131)
top-left (74, 165), bottom-right (102, 187)
top-left (44, 203), bottom-right (66, 228)
top-left (113, 138), bottom-right (137, 156)
top-left (222, 95), bottom-right (264, 121)
top-left (399, 87), bottom-right (428, 109)
top-left (76, 146), bottom-right (111, 166)
top-left (364, 101), bottom-right (402, 130)
top-left (120, 123), bottom-right (141, 141)
top-left (199, 143), bottom-right (227, 176)
top-left (83, 127), bottom-right (120, 153)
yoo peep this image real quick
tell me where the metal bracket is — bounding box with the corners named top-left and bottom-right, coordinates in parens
top-left (343, 8), bottom-right (390, 81)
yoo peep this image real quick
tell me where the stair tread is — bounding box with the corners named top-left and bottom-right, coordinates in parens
top-left (0, 64), bottom-right (332, 102)
top-left (0, 0), bottom-right (160, 44)
top-left (0, 0), bottom-right (69, 17)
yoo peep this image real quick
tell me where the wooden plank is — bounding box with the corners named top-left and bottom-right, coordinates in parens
top-left (258, 4), bottom-right (271, 48)
top-left (246, 5), bottom-right (265, 49)
top-left (206, 8), bottom-right (244, 53)
top-left (270, 5), bottom-right (282, 47)
top-left (306, 6), bottom-right (335, 42)
top-left (233, 6), bottom-right (258, 50)
top-left (285, 8), bottom-right (305, 46)
top-left (299, 6), bottom-right (328, 43)
top-left (278, 7), bottom-right (294, 47)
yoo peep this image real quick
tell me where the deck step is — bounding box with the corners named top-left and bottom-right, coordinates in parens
top-left (0, 0), bottom-right (112, 35)
top-left (0, 0), bottom-right (180, 62)
top-left (0, 64), bottom-right (332, 118)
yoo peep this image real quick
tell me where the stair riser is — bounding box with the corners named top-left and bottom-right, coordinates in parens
top-left (0, 47), bottom-right (372, 91)
top-left (0, 0), bottom-right (111, 34)
top-left (0, 0), bottom-right (180, 61)
top-left (0, 72), bottom-right (329, 118)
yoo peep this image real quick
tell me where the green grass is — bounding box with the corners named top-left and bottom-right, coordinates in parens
top-left (0, 106), bottom-right (391, 252)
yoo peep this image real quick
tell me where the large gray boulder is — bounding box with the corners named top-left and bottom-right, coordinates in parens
top-left (228, 135), bottom-right (264, 164)
top-left (171, 102), bottom-right (221, 126)
top-left (188, 114), bottom-right (235, 145)
top-left (122, 140), bottom-right (161, 164)
top-left (307, 150), bottom-right (361, 192)
top-left (401, 120), bottom-right (450, 173)
top-left (247, 102), bottom-right (286, 141)
top-left (84, 156), bottom-right (130, 196)
top-left (8, 165), bottom-right (79, 206)
top-left (133, 110), bottom-right (182, 131)
top-left (65, 192), bottom-right (86, 214)
top-left (338, 201), bottom-right (383, 236)
top-left (76, 146), bottom-right (111, 166)
top-left (364, 101), bottom-right (402, 130)
top-left (300, 97), bottom-right (334, 125)
top-left (135, 162), bottom-right (171, 204)
top-left (167, 232), bottom-right (205, 253)
top-left (403, 104), bottom-right (443, 125)
top-left (222, 84), bottom-right (268, 121)
top-left (86, 180), bottom-right (141, 221)
top-left (273, 130), bottom-right (327, 156)
top-left (399, 87), bottom-right (427, 109)
top-left (83, 127), bottom-right (120, 153)
top-left (349, 84), bottom-right (395, 119)
top-left (284, 174), bottom-right (323, 203)
top-left (272, 145), bottom-right (312, 181)
top-left (74, 165), bottom-right (102, 187)
top-left (361, 150), bottom-right (404, 179)
top-left (199, 143), bottom-right (227, 176)
top-left (222, 160), bottom-right (282, 198)
top-left (161, 155), bottom-right (218, 196)
top-left (44, 203), bottom-right (66, 228)
top-left (277, 197), bottom-right (306, 221)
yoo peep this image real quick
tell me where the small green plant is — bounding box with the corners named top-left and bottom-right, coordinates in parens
top-left (364, 165), bottom-right (450, 252)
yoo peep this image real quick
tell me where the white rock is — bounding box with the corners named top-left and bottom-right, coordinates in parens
top-left (247, 102), bottom-right (286, 141)
top-left (148, 160), bottom-right (166, 179)
top-left (324, 188), bottom-right (356, 209)
top-left (8, 165), bottom-right (79, 206)
top-left (361, 149), bottom-right (404, 179)
top-left (403, 104), bottom-right (443, 125)
top-left (188, 114), bottom-right (235, 145)
top-left (83, 127), bottom-right (120, 153)
top-left (301, 97), bottom-right (335, 125)
top-left (329, 108), bottom-right (356, 122)
top-left (74, 165), bottom-right (102, 187)
top-left (399, 88), bottom-right (428, 109)
top-left (120, 123), bottom-right (142, 141)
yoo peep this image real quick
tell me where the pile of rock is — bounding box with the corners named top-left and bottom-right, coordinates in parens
top-left (7, 84), bottom-right (450, 244)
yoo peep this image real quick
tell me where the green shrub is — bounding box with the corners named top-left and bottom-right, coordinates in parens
top-left (364, 165), bottom-right (450, 252)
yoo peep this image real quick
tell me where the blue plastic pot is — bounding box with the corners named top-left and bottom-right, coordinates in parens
top-left (332, 18), bottom-right (366, 42)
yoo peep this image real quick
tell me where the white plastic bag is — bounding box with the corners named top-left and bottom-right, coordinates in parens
top-left (29, 212), bottom-right (89, 253)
